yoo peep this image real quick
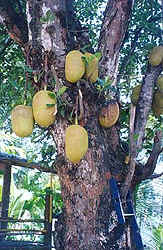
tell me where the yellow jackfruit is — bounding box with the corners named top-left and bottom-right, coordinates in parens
top-left (85, 52), bottom-right (98, 83)
top-left (11, 105), bottom-right (33, 137)
top-left (65, 125), bottom-right (88, 164)
top-left (131, 85), bottom-right (141, 105)
top-left (32, 90), bottom-right (57, 127)
top-left (99, 101), bottom-right (119, 128)
top-left (149, 46), bottom-right (163, 66)
top-left (157, 76), bottom-right (163, 92)
top-left (65, 50), bottom-right (85, 83)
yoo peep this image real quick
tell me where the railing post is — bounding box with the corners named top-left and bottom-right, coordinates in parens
top-left (0, 164), bottom-right (11, 240)
top-left (44, 190), bottom-right (53, 249)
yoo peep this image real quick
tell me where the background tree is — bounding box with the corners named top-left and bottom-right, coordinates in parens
top-left (135, 175), bottom-right (163, 249)
top-left (0, 0), bottom-right (163, 249)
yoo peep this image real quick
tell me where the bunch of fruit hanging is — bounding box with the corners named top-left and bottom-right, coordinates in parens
top-left (11, 49), bottom-right (120, 164)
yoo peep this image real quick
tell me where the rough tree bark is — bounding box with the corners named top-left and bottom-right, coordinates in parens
top-left (0, 0), bottom-right (162, 249)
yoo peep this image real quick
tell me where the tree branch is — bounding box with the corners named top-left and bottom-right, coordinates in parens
top-left (122, 104), bottom-right (136, 198)
top-left (141, 130), bottom-right (163, 180)
top-left (56, 0), bottom-right (92, 52)
top-left (122, 64), bottom-right (162, 197)
top-left (118, 13), bottom-right (162, 82)
top-left (117, 27), bottom-right (142, 82)
top-left (0, 152), bottom-right (57, 174)
top-left (131, 130), bottom-right (163, 188)
top-left (134, 64), bottom-right (162, 152)
top-left (147, 172), bottom-right (163, 180)
top-left (98, 0), bottom-right (134, 80)
top-left (0, 0), bottom-right (28, 46)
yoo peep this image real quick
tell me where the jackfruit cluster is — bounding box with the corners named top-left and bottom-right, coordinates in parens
top-left (11, 90), bottom-right (56, 137)
top-left (65, 50), bottom-right (99, 83)
top-left (11, 49), bottom-right (94, 163)
top-left (11, 90), bottom-right (88, 164)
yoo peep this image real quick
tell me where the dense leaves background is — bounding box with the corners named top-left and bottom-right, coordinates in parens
top-left (0, 0), bottom-right (163, 248)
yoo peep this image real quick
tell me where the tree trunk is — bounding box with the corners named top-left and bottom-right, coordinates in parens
top-left (52, 103), bottom-right (129, 250)
top-left (50, 1), bottom-right (134, 249)
top-left (26, 0), bottom-right (135, 249)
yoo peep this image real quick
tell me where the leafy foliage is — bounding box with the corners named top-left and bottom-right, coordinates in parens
top-left (0, 25), bottom-right (34, 130)
top-left (117, 0), bottom-right (163, 154)
top-left (152, 224), bottom-right (163, 250)
top-left (75, 0), bottom-right (107, 48)
top-left (119, 0), bottom-right (162, 77)
top-left (135, 175), bottom-right (163, 249)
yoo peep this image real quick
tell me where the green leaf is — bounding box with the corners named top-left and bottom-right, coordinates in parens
top-left (60, 108), bottom-right (65, 117)
top-left (98, 78), bottom-right (105, 86)
top-left (46, 104), bottom-right (55, 107)
top-left (48, 92), bottom-right (56, 99)
top-left (40, 10), bottom-right (55, 23)
top-left (40, 16), bottom-right (48, 23)
top-left (57, 86), bottom-right (67, 96)
top-left (49, 13), bottom-right (55, 22)
top-left (24, 65), bottom-right (33, 73)
top-left (46, 10), bottom-right (52, 17)
top-left (94, 52), bottom-right (102, 60)
top-left (133, 133), bottom-right (139, 141)
top-left (15, 61), bottom-right (25, 69)
top-left (81, 56), bottom-right (88, 65)
top-left (80, 45), bottom-right (91, 53)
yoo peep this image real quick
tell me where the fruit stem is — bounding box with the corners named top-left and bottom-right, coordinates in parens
top-left (44, 84), bottom-right (47, 91)
top-left (75, 94), bottom-right (79, 125)
top-left (75, 116), bottom-right (78, 125)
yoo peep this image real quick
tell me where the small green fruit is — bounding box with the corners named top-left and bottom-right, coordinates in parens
top-left (131, 85), bottom-right (141, 105)
top-left (149, 46), bottom-right (163, 66)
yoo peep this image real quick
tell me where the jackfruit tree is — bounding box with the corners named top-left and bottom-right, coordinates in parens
top-left (0, 0), bottom-right (163, 249)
